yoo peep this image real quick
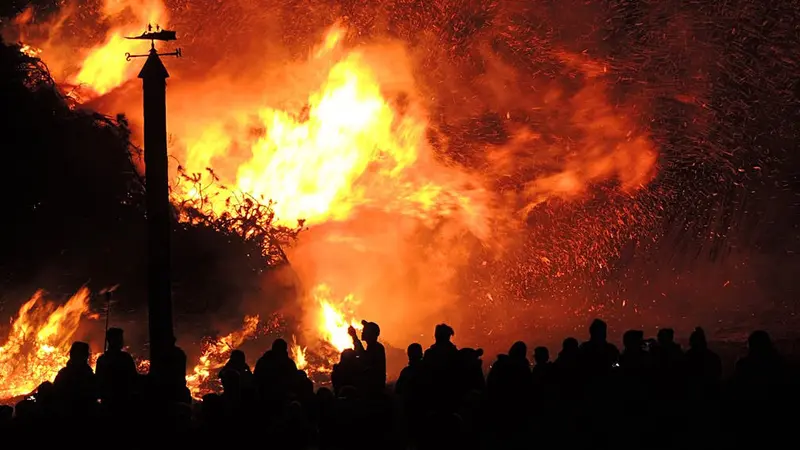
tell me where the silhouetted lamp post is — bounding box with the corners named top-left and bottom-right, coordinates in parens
top-left (125, 25), bottom-right (182, 383)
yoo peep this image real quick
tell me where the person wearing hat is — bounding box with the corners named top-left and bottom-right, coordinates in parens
top-left (348, 320), bottom-right (386, 393)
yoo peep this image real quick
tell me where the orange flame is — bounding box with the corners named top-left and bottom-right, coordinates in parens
top-left (0, 287), bottom-right (94, 399)
top-left (185, 315), bottom-right (259, 399)
top-left (6, 0), bottom-right (169, 98)
top-left (70, 0), bottom-right (168, 96)
top-left (291, 337), bottom-right (308, 371)
top-left (19, 43), bottom-right (42, 58)
top-left (175, 28), bottom-right (476, 229)
top-left (311, 284), bottom-right (362, 353)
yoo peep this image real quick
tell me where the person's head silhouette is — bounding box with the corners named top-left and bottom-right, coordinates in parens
top-left (509, 341), bottom-right (527, 360)
top-left (407, 343), bottom-right (423, 363)
top-left (657, 328), bottom-right (675, 345)
top-left (747, 330), bottom-right (774, 355)
top-left (272, 338), bottom-right (288, 354)
top-left (106, 327), bottom-right (124, 351)
top-left (533, 346), bottom-right (549, 365)
top-left (589, 319), bottom-right (608, 341)
top-left (434, 323), bottom-right (455, 343)
top-left (360, 320), bottom-right (380, 343)
top-left (69, 341), bottom-right (91, 364)
top-left (689, 327), bottom-right (707, 350)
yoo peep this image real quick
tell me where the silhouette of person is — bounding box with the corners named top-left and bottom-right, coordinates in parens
top-left (331, 348), bottom-right (360, 397)
top-left (223, 349), bottom-right (252, 376)
top-left (555, 337), bottom-right (580, 374)
top-left (423, 323), bottom-right (460, 412)
top-left (34, 381), bottom-right (57, 419)
top-left (732, 330), bottom-right (789, 447)
top-left (531, 346), bottom-right (553, 386)
top-left (219, 367), bottom-right (243, 413)
top-left (53, 341), bottom-right (98, 416)
top-left (652, 328), bottom-right (684, 388)
top-left (95, 327), bottom-right (138, 412)
top-left (576, 320), bottom-right (619, 448)
top-left (619, 329), bottom-right (649, 375)
top-left (458, 347), bottom-right (486, 394)
top-left (655, 329), bottom-right (683, 360)
top-left (425, 323), bottom-right (458, 360)
top-left (684, 327), bottom-right (722, 386)
top-left (735, 330), bottom-right (783, 383)
top-left (164, 336), bottom-right (191, 404)
top-left (487, 341), bottom-right (530, 393)
top-left (682, 327), bottom-right (723, 447)
top-left (222, 349), bottom-right (254, 391)
top-left (348, 320), bottom-right (386, 393)
top-left (396, 343), bottom-right (423, 398)
top-left (530, 345), bottom-right (554, 425)
top-left (578, 319), bottom-right (620, 379)
top-left (254, 338), bottom-right (298, 411)
top-left (487, 341), bottom-right (531, 425)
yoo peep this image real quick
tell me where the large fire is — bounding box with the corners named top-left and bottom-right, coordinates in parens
top-left (1, 0), bottom-right (661, 395)
top-left (0, 287), bottom-right (95, 399)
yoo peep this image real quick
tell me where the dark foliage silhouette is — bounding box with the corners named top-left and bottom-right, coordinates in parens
top-left (0, 39), bottom-right (297, 333)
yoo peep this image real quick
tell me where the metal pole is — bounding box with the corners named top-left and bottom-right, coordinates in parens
top-left (104, 291), bottom-right (112, 352)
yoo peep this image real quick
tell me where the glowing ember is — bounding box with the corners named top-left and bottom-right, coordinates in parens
top-left (18, 44), bottom-right (41, 58)
top-left (136, 358), bottom-right (150, 374)
top-left (0, 287), bottom-right (96, 399)
top-left (185, 315), bottom-right (259, 399)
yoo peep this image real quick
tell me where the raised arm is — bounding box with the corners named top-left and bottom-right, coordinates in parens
top-left (348, 325), bottom-right (366, 355)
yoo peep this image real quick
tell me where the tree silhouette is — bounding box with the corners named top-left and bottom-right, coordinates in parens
top-left (0, 39), bottom-right (297, 334)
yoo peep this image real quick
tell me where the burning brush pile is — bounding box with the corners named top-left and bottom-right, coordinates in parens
top-left (3, 0), bottom-right (796, 402)
top-left (0, 285), bottom-right (359, 401)
top-left (0, 288), bottom-right (94, 400)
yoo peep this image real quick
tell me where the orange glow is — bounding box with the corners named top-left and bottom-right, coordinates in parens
top-left (185, 315), bottom-right (259, 399)
top-left (174, 28), bottom-right (472, 228)
top-left (4, 0), bottom-right (169, 98)
top-left (71, 32), bottom-right (138, 96)
top-left (71, 1), bottom-right (168, 96)
top-left (291, 337), bottom-right (308, 371)
top-left (136, 358), bottom-right (151, 373)
top-left (292, 285), bottom-right (364, 375)
top-left (0, 288), bottom-right (95, 399)
top-left (19, 43), bottom-right (41, 58)
top-left (3, 0), bottom-right (662, 386)
top-left (312, 284), bottom-right (361, 353)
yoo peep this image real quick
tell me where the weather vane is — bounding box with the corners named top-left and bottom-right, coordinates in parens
top-left (124, 24), bottom-right (182, 61)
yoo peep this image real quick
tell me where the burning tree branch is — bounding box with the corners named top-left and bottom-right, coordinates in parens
top-left (172, 165), bottom-right (304, 266)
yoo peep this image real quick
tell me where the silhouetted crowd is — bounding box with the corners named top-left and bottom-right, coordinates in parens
top-left (1, 319), bottom-right (797, 449)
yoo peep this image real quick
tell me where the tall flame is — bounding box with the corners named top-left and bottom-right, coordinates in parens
top-left (311, 284), bottom-right (362, 353)
top-left (0, 288), bottom-right (94, 399)
top-left (174, 24), bottom-right (478, 230)
top-left (291, 337), bottom-right (308, 371)
top-left (71, 0), bottom-right (168, 96)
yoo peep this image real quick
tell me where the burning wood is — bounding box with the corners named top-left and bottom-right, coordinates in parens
top-left (1, 0), bottom-right (667, 391)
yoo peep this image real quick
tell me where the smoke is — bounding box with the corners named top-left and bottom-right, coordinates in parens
top-left (3, 0), bottom-right (799, 353)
